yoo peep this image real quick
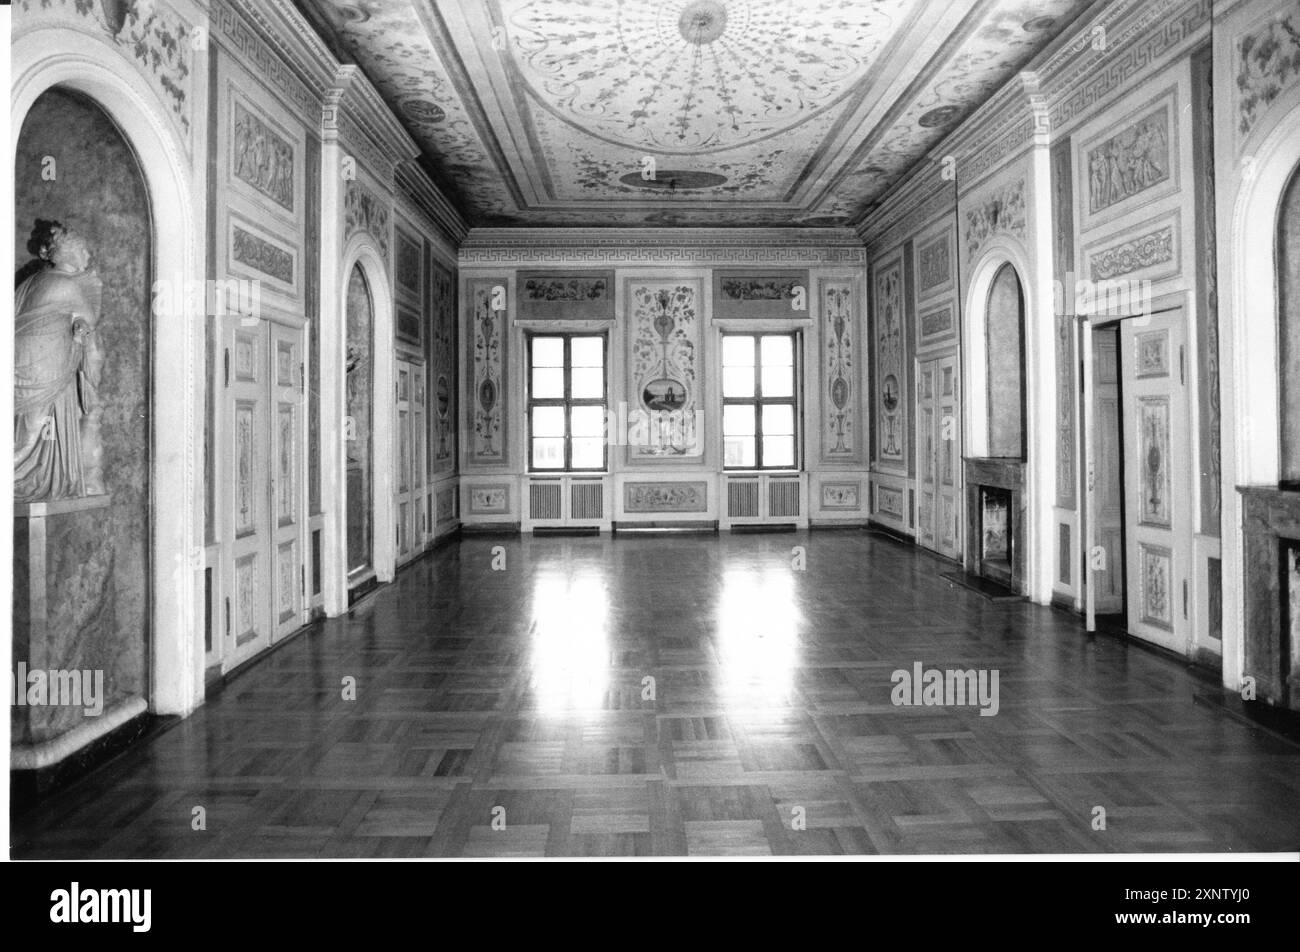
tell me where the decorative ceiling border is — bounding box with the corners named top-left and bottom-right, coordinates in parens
top-left (458, 228), bottom-right (866, 266)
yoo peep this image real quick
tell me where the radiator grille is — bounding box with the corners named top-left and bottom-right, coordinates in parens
top-left (769, 479), bottom-right (801, 518)
top-left (570, 481), bottom-right (604, 520)
top-left (727, 479), bottom-right (760, 518)
top-left (529, 481), bottom-right (563, 520)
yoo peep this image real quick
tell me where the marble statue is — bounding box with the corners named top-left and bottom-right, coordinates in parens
top-left (14, 222), bottom-right (107, 502)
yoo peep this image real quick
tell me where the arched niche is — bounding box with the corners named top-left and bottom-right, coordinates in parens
top-left (13, 86), bottom-right (152, 751)
top-left (12, 32), bottom-right (203, 728)
top-left (986, 262), bottom-right (1027, 460)
top-left (345, 261), bottom-right (374, 578)
top-left (1278, 162), bottom-right (1300, 486)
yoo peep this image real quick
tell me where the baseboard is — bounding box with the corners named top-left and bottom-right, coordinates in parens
top-left (10, 702), bottom-right (166, 813)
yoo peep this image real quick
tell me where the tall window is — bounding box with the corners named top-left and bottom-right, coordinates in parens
top-left (528, 334), bottom-right (606, 471)
top-left (722, 332), bottom-right (799, 470)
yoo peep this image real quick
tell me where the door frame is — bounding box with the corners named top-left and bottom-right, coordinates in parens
top-left (1078, 297), bottom-right (1190, 639)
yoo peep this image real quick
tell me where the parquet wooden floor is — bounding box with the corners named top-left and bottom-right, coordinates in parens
top-left (12, 531), bottom-right (1300, 857)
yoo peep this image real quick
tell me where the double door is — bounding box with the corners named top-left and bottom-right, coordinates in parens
top-left (1085, 308), bottom-right (1191, 652)
top-left (916, 353), bottom-right (961, 560)
top-left (225, 318), bottom-right (306, 669)
top-left (395, 358), bottom-right (427, 564)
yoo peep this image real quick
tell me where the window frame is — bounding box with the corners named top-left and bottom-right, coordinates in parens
top-left (526, 331), bottom-right (608, 473)
top-left (721, 330), bottom-right (802, 472)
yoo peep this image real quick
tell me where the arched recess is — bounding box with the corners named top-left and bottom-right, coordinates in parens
top-left (986, 263), bottom-right (1028, 459)
top-left (11, 34), bottom-right (204, 724)
top-left (962, 239), bottom-right (1036, 463)
top-left (962, 235), bottom-right (1048, 601)
top-left (333, 234), bottom-right (395, 598)
top-left (1224, 91), bottom-right (1300, 695)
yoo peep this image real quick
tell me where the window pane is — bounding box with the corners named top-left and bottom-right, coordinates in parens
top-left (761, 335), bottom-right (793, 366)
top-left (532, 337), bottom-right (564, 368)
top-left (571, 404), bottom-right (605, 438)
top-left (722, 335), bottom-right (755, 367)
top-left (724, 437), bottom-right (755, 468)
top-left (723, 365), bottom-right (755, 398)
top-left (532, 438), bottom-right (564, 469)
top-left (532, 367), bottom-right (564, 399)
top-left (764, 403), bottom-right (794, 436)
top-left (571, 336), bottom-right (603, 368)
top-left (723, 403), bottom-right (755, 436)
top-left (532, 405), bottom-right (565, 438)
top-left (761, 362), bottom-right (794, 397)
top-left (571, 438), bottom-right (604, 469)
top-left (571, 367), bottom-right (603, 399)
top-left (764, 436), bottom-right (795, 468)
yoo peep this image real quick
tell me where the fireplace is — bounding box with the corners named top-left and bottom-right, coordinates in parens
top-left (965, 457), bottom-right (1027, 593)
top-left (980, 486), bottom-right (1013, 584)
top-left (1240, 487), bottom-right (1300, 711)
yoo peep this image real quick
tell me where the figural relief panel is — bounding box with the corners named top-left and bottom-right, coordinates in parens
top-left (623, 481), bottom-right (708, 513)
top-left (467, 279), bottom-right (507, 466)
top-left (874, 258), bottom-right (905, 467)
top-left (231, 99), bottom-right (294, 212)
top-left (627, 278), bottom-right (702, 460)
top-left (1236, 5), bottom-right (1300, 143)
top-left (821, 279), bottom-right (856, 461)
top-left (344, 181), bottom-right (390, 261)
top-left (964, 179), bottom-right (1026, 260)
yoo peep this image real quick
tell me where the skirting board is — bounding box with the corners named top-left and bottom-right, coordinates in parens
top-left (10, 696), bottom-right (148, 770)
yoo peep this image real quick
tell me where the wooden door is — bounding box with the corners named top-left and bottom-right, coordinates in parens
top-left (917, 359), bottom-right (938, 551)
top-left (392, 361), bottom-right (413, 561)
top-left (226, 321), bottom-right (271, 668)
top-left (270, 323), bottom-right (305, 642)
top-left (917, 354), bottom-right (961, 560)
top-left (1091, 328), bottom-right (1125, 614)
top-left (1120, 309), bottom-right (1191, 651)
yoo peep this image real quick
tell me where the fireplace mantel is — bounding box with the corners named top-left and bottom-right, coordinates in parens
top-left (964, 457), bottom-right (1028, 593)
top-left (1239, 486), bottom-right (1300, 711)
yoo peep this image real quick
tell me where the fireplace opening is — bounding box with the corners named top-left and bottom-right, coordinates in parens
top-left (1277, 538), bottom-right (1299, 708)
top-left (980, 486), bottom-right (1013, 585)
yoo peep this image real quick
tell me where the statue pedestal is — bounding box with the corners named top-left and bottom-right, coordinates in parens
top-left (12, 494), bottom-right (119, 755)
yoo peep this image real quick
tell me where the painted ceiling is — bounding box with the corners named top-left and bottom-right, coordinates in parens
top-left (296, 0), bottom-right (1096, 228)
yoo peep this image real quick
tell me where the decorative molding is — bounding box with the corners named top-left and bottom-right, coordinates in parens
top-left (916, 228), bottom-right (953, 298)
top-left (821, 480), bottom-right (862, 511)
top-left (1083, 102), bottom-right (1173, 218)
top-left (1088, 225), bottom-right (1174, 281)
top-left (623, 482), bottom-right (708, 513)
top-left (231, 223), bottom-right (294, 286)
top-left (918, 300), bottom-right (956, 346)
top-left (713, 269), bottom-right (811, 320)
top-left (821, 279), bottom-right (857, 461)
top-left (467, 279), bottom-right (507, 466)
top-left (517, 270), bottom-right (615, 321)
top-left (230, 97), bottom-right (296, 213)
top-left (460, 228), bottom-right (865, 266)
top-left (1235, 3), bottom-right (1300, 142)
top-left (430, 260), bottom-right (457, 475)
top-left (964, 178), bottom-right (1026, 260)
top-left (1047, 0), bottom-right (1209, 132)
top-left (626, 277), bottom-right (702, 461)
top-left (344, 180), bottom-right (390, 261)
top-left (874, 256), bottom-right (905, 468)
top-left (467, 483), bottom-right (511, 514)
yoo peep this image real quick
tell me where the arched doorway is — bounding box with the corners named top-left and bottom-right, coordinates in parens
top-left (12, 87), bottom-right (151, 760)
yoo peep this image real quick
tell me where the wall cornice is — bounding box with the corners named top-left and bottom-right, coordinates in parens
top-left (458, 227), bottom-right (866, 267)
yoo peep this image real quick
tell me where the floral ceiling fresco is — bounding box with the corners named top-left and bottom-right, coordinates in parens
top-left (297, 0), bottom-right (1093, 227)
